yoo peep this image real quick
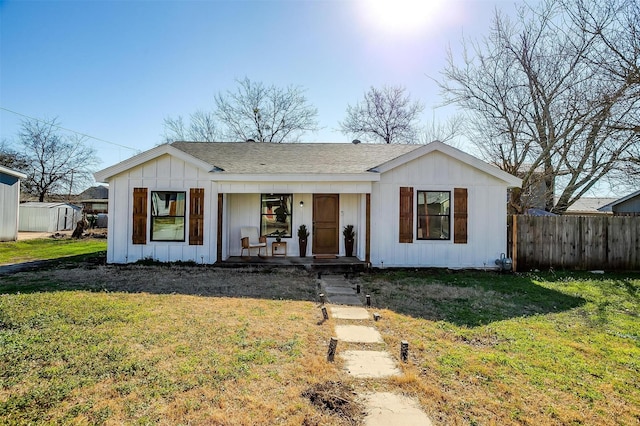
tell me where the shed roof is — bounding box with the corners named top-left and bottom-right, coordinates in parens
top-left (0, 165), bottom-right (27, 180)
top-left (20, 202), bottom-right (81, 209)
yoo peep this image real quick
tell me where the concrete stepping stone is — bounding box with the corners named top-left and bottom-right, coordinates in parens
top-left (335, 325), bottom-right (383, 343)
top-left (326, 294), bottom-right (362, 306)
top-left (329, 306), bottom-right (369, 320)
top-left (363, 392), bottom-right (433, 426)
top-left (324, 285), bottom-right (358, 295)
top-left (321, 275), bottom-right (353, 285)
top-left (341, 350), bottom-right (401, 378)
top-left (319, 275), bottom-right (362, 305)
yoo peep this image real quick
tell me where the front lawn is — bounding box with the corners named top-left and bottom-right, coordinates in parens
top-left (0, 238), bottom-right (107, 265)
top-left (0, 265), bottom-right (638, 425)
top-left (363, 270), bottom-right (640, 425)
top-left (0, 269), bottom-right (344, 425)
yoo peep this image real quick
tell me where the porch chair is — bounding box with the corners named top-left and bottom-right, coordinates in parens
top-left (240, 227), bottom-right (267, 257)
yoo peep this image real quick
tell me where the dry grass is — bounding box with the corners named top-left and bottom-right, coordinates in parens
top-left (358, 270), bottom-right (640, 425)
top-left (2, 258), bottom-right (638, 425)
top-left (0, 266), bottom-right (362, 425)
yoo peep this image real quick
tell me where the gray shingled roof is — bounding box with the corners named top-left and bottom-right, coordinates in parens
top-left (171, 141), bottom-right (421, 174)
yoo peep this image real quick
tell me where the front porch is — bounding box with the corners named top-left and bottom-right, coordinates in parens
top-left (218, 255), bottom-right (369, 273)
top-left (221, 192), bottom-right (370, 260)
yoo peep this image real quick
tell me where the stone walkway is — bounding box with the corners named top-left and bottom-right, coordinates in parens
top-left (318, 274), bottom-right (433, 426)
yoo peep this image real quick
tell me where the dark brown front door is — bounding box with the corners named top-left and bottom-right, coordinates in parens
top-left (313, 194), bottom-right (339, 255)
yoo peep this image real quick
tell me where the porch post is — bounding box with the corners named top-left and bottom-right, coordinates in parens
top-left (366, 193), bottom-right (371, 263)
top-left (217, 193), bottom-right (223, 263)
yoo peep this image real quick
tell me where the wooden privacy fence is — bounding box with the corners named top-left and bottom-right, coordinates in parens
top-left (510, 215), bottom-right (640, 271)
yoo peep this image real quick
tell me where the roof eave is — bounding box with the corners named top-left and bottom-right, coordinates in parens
top-left (210, 173), bottom-right (380, 182)
top-left (598, 189), bottom-right (640, 211)
top-left (94, 144), bottom-right (215, 183)
top-left (370, 141), bottom-right (523, 188)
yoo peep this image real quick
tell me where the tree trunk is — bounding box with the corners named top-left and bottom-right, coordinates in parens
top-left (71, 219), bottom-right (87, 239)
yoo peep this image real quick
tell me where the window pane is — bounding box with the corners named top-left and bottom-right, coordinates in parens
top-left (151, 217), bottom-right (185, 241)
top-left (261, 194), bottom-right (292, 237)
top-left (417, 191), bottom-right (450, 240)
top-left (151, 192), bottom-right (185, 216)
top-left (150, 191), bottom-right (186, 241)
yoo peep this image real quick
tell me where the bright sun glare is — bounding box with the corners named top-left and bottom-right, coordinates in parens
top-left (361, 0), bottom-right (445, 37)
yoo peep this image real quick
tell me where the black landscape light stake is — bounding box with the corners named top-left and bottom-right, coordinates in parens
top-left (401, 341), bottom-right (409, 362)
top-left (356, 284), bottom-right (361, 294)
top-left (327, 337), bottom-right (338, 361)
top-left (321, 306), bottom-right (329, 320)
top-left (366, 294), bottom-right (371, 307)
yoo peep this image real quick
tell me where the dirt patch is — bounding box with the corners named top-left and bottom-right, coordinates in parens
top-left (18, 229), bottom-right (108, 240)
top-left (302, 381), bottom-right (363, 425)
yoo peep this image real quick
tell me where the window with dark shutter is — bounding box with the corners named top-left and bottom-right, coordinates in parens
top-left (399, 186), bottom-right (413, 243)
top-left (150, 191), bottom-right (186, 241)
top-left (189, 188), bottom-right (204, 245)
top-left (417, 191), bottom-right (451, 240)
top-left (132, 188), bottom-right (148, 245)
top-left (454, 187), bottom-right (468, 244)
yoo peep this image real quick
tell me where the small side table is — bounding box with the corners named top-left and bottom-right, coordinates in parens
top-left (272, 241), bottom-right (287, 257)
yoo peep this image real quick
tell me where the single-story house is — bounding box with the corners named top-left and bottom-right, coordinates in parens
top-left (93, 141), bottom-right (522, 268)
top-left (598, 190), bottom-right (640, 215)
top-left (0, 165), bottom-right (28, 241)
top-left (18, 202), bottom-right (82, 232)
top-left (77, 185), bottom-right (109, 214)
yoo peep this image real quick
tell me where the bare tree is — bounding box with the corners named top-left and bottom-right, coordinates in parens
top-left (340, 85), bottom-right (425, 144)
top-left (0, 139), bottom-right (29, 172)
top-left (162, 110), bottom-right (220, 143)
top-left (18, 118), bottom-right (99, 202)
top-left (419, 114), bottom-right (463, 147)
top-left (214, 77), bottom-right (319, 143)
top-left (439, 0), bottom-right (640, 213)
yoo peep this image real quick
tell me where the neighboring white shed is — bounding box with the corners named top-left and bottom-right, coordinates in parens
top-left (18, 202), bottom-right (82, 232)
top-left (0, 165), bottom-right (27, 241)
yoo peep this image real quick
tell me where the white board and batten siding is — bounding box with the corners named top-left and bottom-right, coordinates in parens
top-left (96, 141), bottom-right (520, 267)
top-left (370, 151), bottom-right (509, 268)
top-left (105, 154), bottom-right (218, 264)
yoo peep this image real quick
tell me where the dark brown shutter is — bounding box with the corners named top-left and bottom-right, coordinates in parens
top-left (189, 188), bottom-right (205, 245)
top-left (132, 188), bottom-right (147, 245)
top-left (399, 187), bottom-right (413, 243)
top-left (454, 187), bottom-right (468, 244)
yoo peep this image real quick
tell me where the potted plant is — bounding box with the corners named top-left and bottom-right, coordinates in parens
top-left (298, 224), bottom-right (309, 257)
top-left (343, 225), bottom-right (355, 257)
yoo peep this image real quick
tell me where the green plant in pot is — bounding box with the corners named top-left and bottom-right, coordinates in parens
top-left (343, 225), bottom-right (355, 257)
top-left (298, 224), bottom-right (309, 257)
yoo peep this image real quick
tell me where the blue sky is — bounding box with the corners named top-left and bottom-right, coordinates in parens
top-left (1, 0), bottom-right (513, 170)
